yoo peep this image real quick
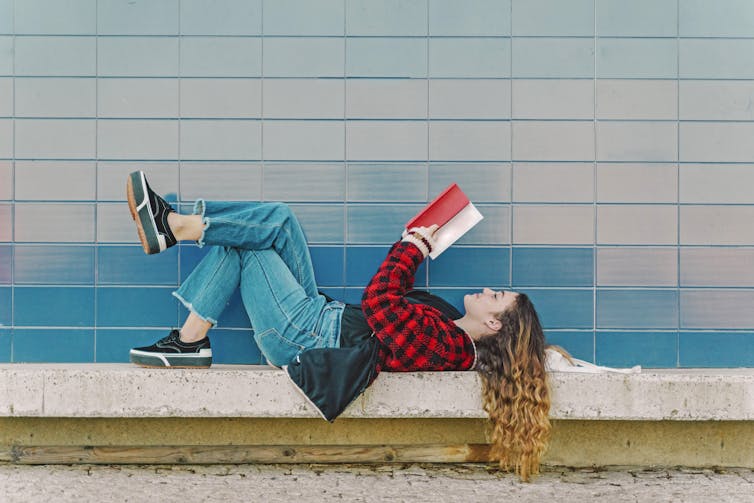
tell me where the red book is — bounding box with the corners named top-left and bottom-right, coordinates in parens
top-left (405, 183), bottom-right (483, 259)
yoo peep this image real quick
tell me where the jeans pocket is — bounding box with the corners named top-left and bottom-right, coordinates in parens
top-left (256, 328), bottom-right (305, 367)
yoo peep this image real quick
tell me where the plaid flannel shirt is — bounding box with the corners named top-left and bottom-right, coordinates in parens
top-left (361, 240), bottom-right (476, 373)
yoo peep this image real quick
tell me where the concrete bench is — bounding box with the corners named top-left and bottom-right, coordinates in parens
top-left (0, 364), bottom-right (752, 468)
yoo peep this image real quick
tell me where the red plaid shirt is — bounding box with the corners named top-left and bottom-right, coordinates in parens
top-left (361, 241), bottom-right (477, 373)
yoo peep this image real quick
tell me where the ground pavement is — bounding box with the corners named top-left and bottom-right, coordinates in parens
top-left (1, 463), bottom-right (752, 502)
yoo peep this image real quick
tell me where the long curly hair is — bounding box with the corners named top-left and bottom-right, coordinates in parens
top-left (474, 293), bottom-right (551, 482)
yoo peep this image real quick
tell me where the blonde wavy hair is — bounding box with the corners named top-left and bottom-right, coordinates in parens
top-left (474, 293), bottom-right (551, 482)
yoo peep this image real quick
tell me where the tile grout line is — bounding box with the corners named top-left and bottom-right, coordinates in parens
top-left (93, 0), bottom-right (99, 362)
top-left (593, 0), bottom-right (598, 364)
top-left (676, 0), bottom-right (681, 368)
top-left (509, 0), bottom-right (513, 292)
top-left (9, 0), bottom-right (14, 362)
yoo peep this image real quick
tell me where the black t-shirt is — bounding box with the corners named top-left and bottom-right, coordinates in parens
top-left (338, 290), bottom-right (463, 348)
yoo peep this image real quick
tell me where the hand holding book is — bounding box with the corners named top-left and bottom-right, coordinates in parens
top-left (401, 224), bottom-right (440, 258)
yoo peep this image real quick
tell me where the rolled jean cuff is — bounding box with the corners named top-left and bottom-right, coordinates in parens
top-left (172, 291), bottom-right (218, 326)
top-left (192, 198), bottom-right (210, 248)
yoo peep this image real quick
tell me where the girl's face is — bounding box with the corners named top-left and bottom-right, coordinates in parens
top-left (463, 288), bottom-right (519, 330)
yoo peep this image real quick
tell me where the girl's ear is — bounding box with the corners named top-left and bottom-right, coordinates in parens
top-left (485, 317), bottom-right (502, 332)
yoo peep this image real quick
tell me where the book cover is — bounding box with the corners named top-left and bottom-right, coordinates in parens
top-left (406, 183), bottom-right (483, 259)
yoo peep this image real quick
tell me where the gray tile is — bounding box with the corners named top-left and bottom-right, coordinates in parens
top-left (597, 247), bottom-right (677, 287)
top-left (681, 290), bottom-right (754, 329)
top-left (347, 79), bottom-right (427, 119)
top-left (98, 37), bottom-right (179, 77)
top-left (181, 37), bottom-right (261, 77)
top-left (596, 80), bottom-right (677, 120)
top-left (513, 163), bottom-right (593, 203)
top-left (289, 204), bottom-right (344, 244)
top-left (681, 206), bottom-right (754, 245)
top-left (681, 248), bottom-right (754, 287)
top-left (348, 38), bottom-right (426, 78)
top-left (264, 79), bottom-right (343, 119)
top-left (263, 163), bottom-right (345, 202)
top-left (265, 38), bottom-right (343, 77)
top-left (512, 38), bottom-right (594, 78)
top-left (263, 121), bottom-right (343, 161)
top-left (14, 244), bottom-right (94, 284)
top-left (347, 121), bottom-right (427, 161)
top-left (346, 0), bottom-right (427, 36)
top-left (680, 164), bottom-right (754, 204)
top-left (15, 78), bottom-right (96, 118)
top-left (96, 202), bottom-right (138, 243)
top-left (97, 162), bottom-right (178, 201)
top-left (0, 119), bottom-right (11, 157)
top-left (15, 203), bottom-right (94, 242)
top-left (98, 120), bottom-right (178, 160)
top-left (597, 0), bottom-right (677, 36)
top-left (680, 39), bottom-right (754, 79)
top-left (0, 37), bottom-right (11, 75)
top-left (598, 289), bottom-right (678, 329)
top-left (347, 204), bottom-right (419, 244)
top-left (597, 39), bottom-right (677, 79)
top-left (347, 164), bottom-right (427, 202)
top-left (15, 0), bottom-right (96, 34)
top-left (0, 161), bottom-right (11, 199)
top-left (0, 203), bottom-right (11, 241)
top-left (597, 205), bottom-right (677, 245)
top-left (0, 0), bottom-right (12, 34)
top-left (512, 0), bottom-right (594, 36)
top-left (15, 161), bottom-right (95, 201)
top-left (429, 163), bottom-right (511, 203)
top-left (181, 120), bottom-right (261, 161)
top-left (97, 0), bottom-right (178, 34)
top-left (456, 204), bottom-right (509, 245)
top-left (16, 119), bottom-right (95, 159)
top-left (680, 0), bottom-right (754, 37)
top-left (513, 205), bottom-right (594, 245)
top-left (512, 79), bottom-right (593, 119)
top-left (181, 0), bottom-right (261, 35)
top-left (429, 0), bottom-right (510, 36)
top-left (15, 37), bottom-right (96, 76)
top-left (680, 81), bottom-right (754, 121)
top-left (430, 121), bottom-right (510, 161)
top-left (513, 121), bottom-right (594, 161)
top-left (680, 123), bottom-right (754, 162)
top-left (429, 79), bottom-right (510, 119)
top-left (597, 122), bottom-right (677, 162)
top-left (98, 79), bottom-right (179, 118)
top-left (180, 163), bottom-right (261, 201)
top-left (264, 0), bottom-right (343, 35)
top-left (429, 38), bottom-right (509, 78)
top-left (0, 78), bottom-right (12, 116)
top-left (597, 163), bottom-right (677, 203)
top-left (181, 79), bottom-right (261, 118)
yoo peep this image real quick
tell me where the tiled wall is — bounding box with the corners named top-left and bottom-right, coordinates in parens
top-left (1, 0), bottom-right (754, 367)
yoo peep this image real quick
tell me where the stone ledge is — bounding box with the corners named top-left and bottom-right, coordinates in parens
top-left (0, 364), bottom-right (752, 421)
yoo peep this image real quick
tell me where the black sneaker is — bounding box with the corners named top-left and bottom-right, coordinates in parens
top-left (130, 330), bottom-right (212, 368)
top-left (126, 170), bottom-right (177, 255)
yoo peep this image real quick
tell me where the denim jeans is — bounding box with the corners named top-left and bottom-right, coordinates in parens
top-left (173, 200), bottom-right (344, 367)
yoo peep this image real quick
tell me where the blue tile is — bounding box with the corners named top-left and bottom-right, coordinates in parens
top-left (346, 246), bottom-right (427, 287)
top-left (179, 245), bottom-right (210, 283)
top-left (512, 248), bottom-right (593, 287)
top-left (425, 288), bottom-right (470, 313)
top-left (181, 0), bottom-right (261, 35)
top-left (512, 0), bottom-right (594, 36)
top-left (15, 245), bottom-right (94, 284)
top-left (214, 289), bottom-right (252, 329)
top-left (596, 331), bottom-right (677, 368)
top-left (96, 329), bottom-right (166, 363)
top-left (99, 246), bottom-right (178, 285)
top-left (347, 38), bottom-right (427, 78)
top-left (264, 38), bottom-right (343, 77)
top-left (309, 246), bottom-right (344, 286)
top-left (544, 330), bottom-right (594, 362)
top-left (597, 289), bottom-right (678, 329)
top-left (0, 245), bottom-right (10, 284)
top-left (15, 0), bottom-right (96, 35)
top-left (679, 332), bottom-right (754, 368)
top-left (347, 205), bottom-right (419, 245)
top-left (429, 247), bottom-right (509, 287)
top-left (289, 204), bottom-right (345, 244)
top-left (429, 0), bottom-right (511, 36)
top-left (0, 37), bottom-right (12, 75)
top-left (97, 287), bottom-right (178, 327)
top-left (597, 0), bottom-right (677, 37)
top-left (513, 38), bottom-right (594, 78)
top-left (520, 288), bottom-right (594, 329)
top-left (13, 328), bottom-right (94, 362)
top-left (343, 287), bottom-right (364, 304)
top-left (0, 328), bottom-right (9, 362)
top-left (211, 329), bottom-right (263, 364)
top-left (680, 40), bottom-right (754, 79)
top-left (429, 38), bottom-right (510, 78)
top-left (680, 0), bottom-right (754, 37)
top-left (0, 0), bottom-right (12, 34)
top-left (347, 164), bottom-right (428, 202)
top-left (429, 164), bottom-right (511, 204)
top-left (347, 0), bottom-right (427, 36)
top-left (265, 0), bottom-right (343, 35)
top-left (97, 0), bottom-right (178, 35)
top-left (319, 287), bottom-right (345, 302)
top-left (15, 287), bottom-right (94, 327)
top-left (597, 39), bottom-right (677, 79)
top-left (0, 287), bottom-right (9, 325)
